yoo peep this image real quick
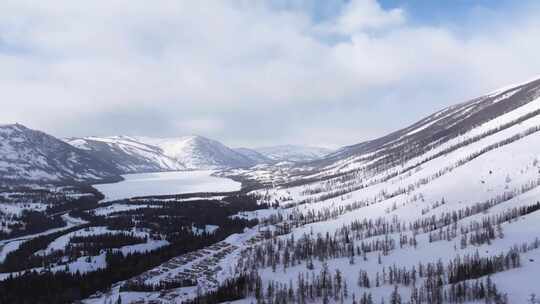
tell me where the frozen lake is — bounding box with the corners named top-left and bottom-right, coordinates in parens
top-left (94, 170), bottom-right (241, 201)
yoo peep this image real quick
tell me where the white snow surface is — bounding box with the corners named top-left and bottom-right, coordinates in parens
top-left (0, 214), bottom-right (88, 264)
top-left (93, 203), bottom-right (162, 215)
top-left (94, 170), bottom-right (241, 201)
top-left (68, 134), bottom-right (262, 172)
top-left (135, 135), bottom-right (255, 169)
top-left (67, 136), bottom-right (185, 173)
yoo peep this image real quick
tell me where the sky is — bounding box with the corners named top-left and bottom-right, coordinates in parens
top-left (1, 0), bottom-right (540, 149)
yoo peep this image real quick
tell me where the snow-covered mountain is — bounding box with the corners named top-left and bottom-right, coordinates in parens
top-left (232, 76), bottom-right (540, 186)
top-left (0, 124), bottom-right (121, 184)
top-left (233, 148), bottom-right (273, 164)
top-left (66, 136), bottom-right (185, 174)
top-left (67, 135), bottom-right (261, 173)
top-left (136, 136), bottom-right (259, 169)
top-left (137, 136), bottom-right (264, 169)
top-left (254, 145), bottom-right (333, 163)
top-left (313, 76), bottom-right (540, 177)
top-left (209, 76), bottom-right (540, 303)
top-left (64, 137), bottom-right (334, 175)
top-left (5, 76), bottom-right (540, 304)
top-left (84, 76), bottom-right (540, 304)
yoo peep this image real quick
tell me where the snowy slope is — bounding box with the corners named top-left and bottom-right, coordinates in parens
top-left (136, 135), bottom-right (259, 169)
top-left (87, 76), bottom-right (540, 303)
top-left (255, 145), bottom-right (333, 162)
top-left (67, 135), bottom-right (263, 173)
top-left (224, 76), bottom-right (540, 303)
top-left (315, 76), bottom-right (540, 177)
top-left (229, 77), bottom-right (540, 187)
top-left (0, 124), bottom-right (121, 184)
top-left (233, 148), bottom-right (273, 164)
top-left (66, 136), bottom-right (184, 173)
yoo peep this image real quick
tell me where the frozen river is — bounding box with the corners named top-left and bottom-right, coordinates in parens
top-left (94, 170), bottom-right (241, 201)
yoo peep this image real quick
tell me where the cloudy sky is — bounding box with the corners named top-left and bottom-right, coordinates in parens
top-left (1, 0), bottom-right (540, 148)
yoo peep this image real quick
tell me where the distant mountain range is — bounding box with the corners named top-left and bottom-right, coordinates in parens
top-left (12, 76), bottom-right (539, 187)
top-left (2, 76), bottom-right (538, 187)
top-left (229, 76), bottom-right (540, 187)
top-left (252, 145), bottom-right (332, 163)
top-left (66, 136), bottom-right (334, 175)
top-left (67, 135), bottom-right (260, 174)
top-left (66, 136), bottom-right (185, 174)
top-left (0, 125), bottom-right (332, 185)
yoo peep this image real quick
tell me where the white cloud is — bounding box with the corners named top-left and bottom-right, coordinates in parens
top-left (334, 0), bottom-right (405, 34)
top-left (0, 0), bottom-right (539, 147)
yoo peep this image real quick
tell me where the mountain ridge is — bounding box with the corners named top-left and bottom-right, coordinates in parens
top-left (254, 145), bottom-right (333, 163)
top-left (65, 135), bottom-right (334, 175)
top-left (0, 124), bottom-right (122, 185)
top-left (225, 76), bottom-right (540, 187)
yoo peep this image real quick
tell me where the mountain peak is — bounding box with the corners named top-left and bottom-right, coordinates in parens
top-left (0, 125), bottom-right (121, 184)
top-left (0, 122), bottom-right (29, 132)
top-left (66, 135), bottom-right (263, 173)
top-left (135, 135), bottom-right (256, 169)
top-left (483, 74), bottom-right (540, 98)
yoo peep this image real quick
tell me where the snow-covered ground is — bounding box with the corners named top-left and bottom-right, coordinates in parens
top-left (83, 229), bottom-right (259, 304)
top-left (0, 213), bottom-right (88, 263)
top-left (3, 77), bottom-right (539, 303)
top-left (0, 225), bottom-right (169, 281)
top-left (0, 202), bottom-right (47, 216)
top-left (0, 240), bottom-right (24, 263)
top-left (38, 226), bottom-right (149, 254)
top-left (94, 170), bottom-right (241, 201)
top-left (81, 78), bottom-right (540, 303)
top-left (93, 203), bottom-right (163, 216)
top-left (192, 224), bottom-right (219, 235)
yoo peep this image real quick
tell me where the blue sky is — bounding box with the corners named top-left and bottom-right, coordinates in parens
top-left (1, 0), bottom-right (540, 148)
top-left (380, 0), bottom-right (514, 23)
top-left (272, 0), bottom-right (537, 25)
